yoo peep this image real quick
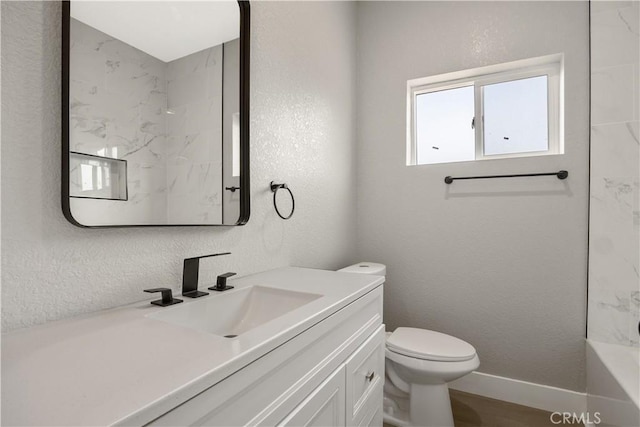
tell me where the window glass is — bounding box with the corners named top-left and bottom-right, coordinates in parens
top-left (415, 85), bottom-right (475, 165)
top-left (483, 75), bottom-right (548, 156)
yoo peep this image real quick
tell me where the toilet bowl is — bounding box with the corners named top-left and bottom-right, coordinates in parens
top-left (384, 328), bottom-right (480, 426)
top-left (338, 263), bottom-right (480, 427)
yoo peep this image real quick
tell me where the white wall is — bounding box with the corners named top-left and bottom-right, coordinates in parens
top-left (1, 0), bottom-right (358, 331)
top-left (588, 0), bottom-right (640, 347)
top-left (356, 1), bottom-right (589, 391)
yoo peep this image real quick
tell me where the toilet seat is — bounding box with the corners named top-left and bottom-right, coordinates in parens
top-left (385, 347), bottom-right (480, 383)
top-left (386, 327), bottom-right (476, 362)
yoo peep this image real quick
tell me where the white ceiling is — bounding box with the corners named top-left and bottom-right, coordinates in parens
top-left (71, 1), bottom-right (240, 62)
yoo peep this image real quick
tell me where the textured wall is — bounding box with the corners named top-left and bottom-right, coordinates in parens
top-left (588, 1), bottom-right (640, 347)
top-left (1, 0), bottom-right (358, 331)
top-left (356, 1), bottom-right (589, 391)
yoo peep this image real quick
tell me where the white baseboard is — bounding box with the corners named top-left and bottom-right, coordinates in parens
top-left (449, 371), bottom-right (587, 414)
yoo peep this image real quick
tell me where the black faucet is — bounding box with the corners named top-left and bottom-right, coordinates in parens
top-left (182, 252), bottom-right (231, 298)
top-left (209, 272), bottom-right (237, 292)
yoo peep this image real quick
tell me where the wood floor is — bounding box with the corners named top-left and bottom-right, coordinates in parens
top-left (449, 390), bottom-right (579, 427)
top-left (384, 390), bottom-right (584, 427)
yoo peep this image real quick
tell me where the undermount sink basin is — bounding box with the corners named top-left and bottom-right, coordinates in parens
top-left (147, 286), bottom-right (323, 337)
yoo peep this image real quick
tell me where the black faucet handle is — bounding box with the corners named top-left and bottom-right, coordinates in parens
top-left (209, 272), bottom-right (236, 292)
top-left (144, 288), bottom-right (183, 307)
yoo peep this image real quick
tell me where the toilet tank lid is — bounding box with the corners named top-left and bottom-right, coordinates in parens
top-left (338, 262), bottom-right (386, 276)
top-left (387, 327), bottom-right (477, 362)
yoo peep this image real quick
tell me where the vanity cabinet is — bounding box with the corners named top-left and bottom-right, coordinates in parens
top-left (147, 287), bottom-right (384, 427)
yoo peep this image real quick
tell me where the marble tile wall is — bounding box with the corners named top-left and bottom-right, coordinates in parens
top-left (588, 1), bottom-right (640, 347)
top-left (69, 19), bottom-right (169, 225)
top-left (69, 19), bottom-right (225, 225)
top-left (166, 46), bottom-right (223, 224)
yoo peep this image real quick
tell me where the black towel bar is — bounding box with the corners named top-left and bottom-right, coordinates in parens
top-left (444, 170), bottom-right (568, 184)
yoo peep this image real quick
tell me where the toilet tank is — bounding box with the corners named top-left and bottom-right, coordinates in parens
top-left (338, 262), bottom-right (386, 277)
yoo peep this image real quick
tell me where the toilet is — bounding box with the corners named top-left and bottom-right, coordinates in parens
top-left (338, 263), bottom-right (480, 427)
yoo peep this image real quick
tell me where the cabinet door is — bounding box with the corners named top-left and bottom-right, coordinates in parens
top-left (358, 405), bottom-right (382, 427)
top-left (279, 366), bottom-right (346, 427)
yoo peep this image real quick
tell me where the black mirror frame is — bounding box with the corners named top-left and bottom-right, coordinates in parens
top-left (61, 0), bottom-right (250, 228)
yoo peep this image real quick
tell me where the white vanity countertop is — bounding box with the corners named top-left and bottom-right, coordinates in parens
top-left (2, 267), bottom-right (384, 426)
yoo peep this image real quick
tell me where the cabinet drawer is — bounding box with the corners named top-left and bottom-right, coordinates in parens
top-left (345, 325), bottom-right (385, 425)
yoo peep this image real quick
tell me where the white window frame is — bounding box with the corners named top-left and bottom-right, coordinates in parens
top-left (407, 54), bottom-right (564, 166)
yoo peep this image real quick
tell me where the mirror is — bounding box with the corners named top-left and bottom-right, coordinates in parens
top-left (61, 0), bottom-right (250, 227)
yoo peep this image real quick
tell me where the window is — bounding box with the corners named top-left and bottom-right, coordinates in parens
top-left (407, 54), bottom-right (563, 165)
